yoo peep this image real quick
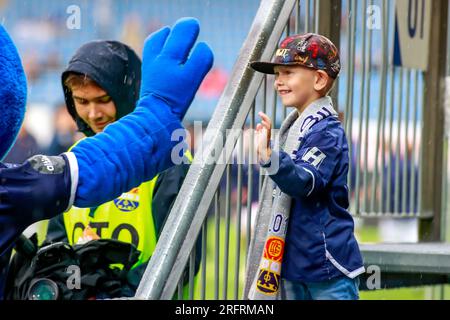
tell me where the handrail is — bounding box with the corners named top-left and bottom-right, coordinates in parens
top-left (134, 0), bottom-right (296, 300)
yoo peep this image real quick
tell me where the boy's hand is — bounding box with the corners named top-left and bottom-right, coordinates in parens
top-left (256, 112), bottom-right (272, 163)
top-left (139, 17), bottom-right (214, 120)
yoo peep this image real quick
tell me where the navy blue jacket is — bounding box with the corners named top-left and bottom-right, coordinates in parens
top-left (262, 116), bottom-right (364, 282)
top-left (0, 155), bottom-right (73, 297)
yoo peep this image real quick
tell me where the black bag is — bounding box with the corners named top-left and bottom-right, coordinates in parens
top-left (5, 235), bottom-right (141, 300)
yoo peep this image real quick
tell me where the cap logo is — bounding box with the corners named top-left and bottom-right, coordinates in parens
top-left (295, 55), bottom-right (309, 64)
top-left (276, 48), bottom-right (290, 58)
top-left (297, 39), bottom-right (308, 53)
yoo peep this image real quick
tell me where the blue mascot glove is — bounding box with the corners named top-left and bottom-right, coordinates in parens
top-left (139, 17), bottom-right (214, 120)
top-left (71, 18), bottom-right (213, 207)
top-left (0, 25), bottom-right (27, 161)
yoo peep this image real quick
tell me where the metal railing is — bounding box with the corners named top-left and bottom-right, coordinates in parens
top-left (135, 0), bottom-right (297, 300)
top-left (134, 0), bottom-right (447, 300)
top-left (344, 0), bottom-right (426, 218)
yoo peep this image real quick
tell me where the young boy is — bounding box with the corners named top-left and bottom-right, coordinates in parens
top-left (250, 33), bottom-right (364, 300)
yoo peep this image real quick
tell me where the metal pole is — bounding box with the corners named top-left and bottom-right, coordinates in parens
top-left (200, 220), bottom-right (207, 300)
top-left (188, 245), bottom-right (196, 299)
top-left (177, 279), bottom-right (183, 300)
top-left (387, 66), bottom-right (396, 214)
top-left (214, 191), bottom-right (220, 299)
top-left (234, 135), bottom-right (244, 299)
top-left (259, 77), bottom-right (267, 194)
top-left (305, 0), bottom-right (310, 33)
top-left (314, 0), bottom-right (319, 34)
top-left (317, 0), bottom-right (342, 109)
top-left (362, 0), bottom-right (373, 213)
top-left (410, 71), bottom-right (419, 215)
top-left (419, 0), bottom-right (448, 239)
top-left (223, 164), bottom-right (232, 300)
top-left (370, 0), bottom-right (388, 213)
top-left (394, 68), bottom-right (404, 215)
top-left (355, 0), bottom-right (366, 214)
top-left (246, 103), bottom-right (255, 256)
top-left (344, 0), bottom-right (356, 190)
top-left (402, 70), bottom-right (411, 215)
top-left (295, 0), bottom-right (300, 34)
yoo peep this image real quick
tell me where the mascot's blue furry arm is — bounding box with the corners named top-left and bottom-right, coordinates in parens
top-left (70, 18), bottom-right (213, 207)
top-left (0, 18), bottom-right (213, 257)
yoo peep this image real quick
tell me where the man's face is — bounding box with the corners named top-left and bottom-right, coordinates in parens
top-left (273, 65), bottom-right (318, 109)
top-left (72, 83), bottom-right (117, 134)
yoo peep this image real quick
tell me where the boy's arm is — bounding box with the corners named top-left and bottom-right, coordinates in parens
top-left (261, 130), bottom-right (341, 198)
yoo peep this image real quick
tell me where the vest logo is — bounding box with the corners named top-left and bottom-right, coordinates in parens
top-left (114, 188), bottom-right (140, 212)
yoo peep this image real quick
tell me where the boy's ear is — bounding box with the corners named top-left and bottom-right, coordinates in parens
top-left (314, 70), bottom-right (329, 93)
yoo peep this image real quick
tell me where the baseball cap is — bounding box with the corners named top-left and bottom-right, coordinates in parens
top-left (251, 33), bottom-right (341, 79)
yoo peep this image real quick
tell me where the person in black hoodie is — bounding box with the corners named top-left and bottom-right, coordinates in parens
top-left (41, 40), bottom-right (194, 296)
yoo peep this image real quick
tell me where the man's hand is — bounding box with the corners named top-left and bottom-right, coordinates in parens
top-left (256, 112), bottom-right (272, 163)
top-left (139, 17), bottom-right (214, 120)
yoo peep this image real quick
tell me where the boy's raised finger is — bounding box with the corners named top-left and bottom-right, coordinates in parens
top-left (261, 119), bottom-right (271, 129)
top-left (260, 113), bottom-right (272, 125)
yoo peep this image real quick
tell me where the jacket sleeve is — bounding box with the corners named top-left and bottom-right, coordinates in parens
top-left (0, 155), bottom-right (72, 256)
top-left (261, 130), bottom-right (342, 198)
top-left (69, 95), bottom-right (183, 208)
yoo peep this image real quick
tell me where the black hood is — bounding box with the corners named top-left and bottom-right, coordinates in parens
top-left (62, 40), bottom-right (141, 136)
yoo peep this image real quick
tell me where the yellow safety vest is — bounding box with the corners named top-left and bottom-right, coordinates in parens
top-left (63, 139), bottom-right (192, 268)
top-left (64, 176), bottom-right (158, 267)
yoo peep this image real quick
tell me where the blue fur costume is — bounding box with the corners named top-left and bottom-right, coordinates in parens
top-left (0, 18), bottom-right (213, 298)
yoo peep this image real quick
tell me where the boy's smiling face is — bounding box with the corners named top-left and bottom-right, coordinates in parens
top-left (273, 65), bottom-right (331, 113)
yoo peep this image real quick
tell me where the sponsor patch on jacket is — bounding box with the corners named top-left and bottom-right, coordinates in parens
top-left (301, 146), bottom-right (326, 168)
top-left (28, 155), bottom-right (66, 174)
